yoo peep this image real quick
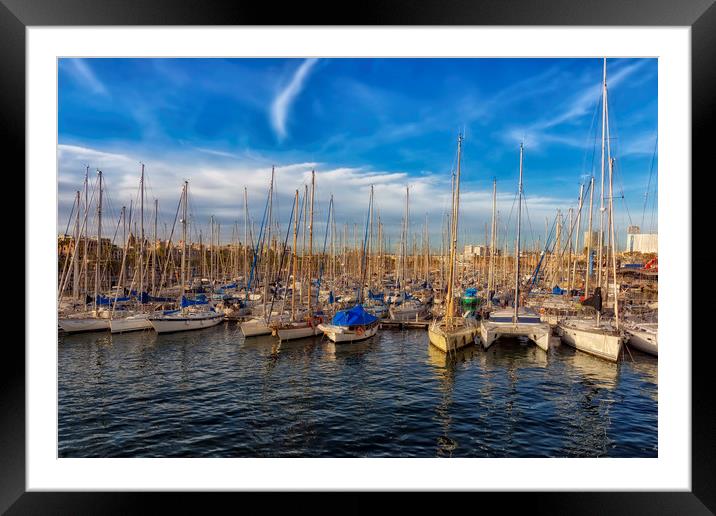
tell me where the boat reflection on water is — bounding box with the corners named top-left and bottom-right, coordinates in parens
top-left (479, 336), bottom-right (548, 370)
top-left (322, 338), bottom-right (377, 362)
top-left (426, 344), bottom-right (473, 456)
top-left (426, 342), bottom-right (477, 370)
top-left (627, 352), bottom-right (658, 386)
top-left (560, 346), bottom-right (619, 391)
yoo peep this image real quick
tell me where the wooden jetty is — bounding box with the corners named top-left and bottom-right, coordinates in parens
top-left (380, 319), bottom-right (431, 330)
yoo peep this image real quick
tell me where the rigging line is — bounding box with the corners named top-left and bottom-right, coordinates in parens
top-left (62, 195), bottom-right (77, 237)
top-left (641, 133), bottom-right (658, 229)
top-left (614, 159), bottom-right (633, 228)
top-left (521, 189), bottom-right (536, 250)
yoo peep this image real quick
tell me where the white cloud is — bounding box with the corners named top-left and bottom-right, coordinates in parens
top-left (270, 59), bottom-right (318, 141)
top-left (58, 143), bottom-right (600, 250)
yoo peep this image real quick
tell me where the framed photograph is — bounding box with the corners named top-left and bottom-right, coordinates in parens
top-left (8, 0), bottom-right (710, 512)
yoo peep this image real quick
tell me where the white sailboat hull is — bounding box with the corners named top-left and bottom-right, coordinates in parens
top-left (480, 320), bottom-right (551, 352)
top-left (625, 327), bottom-right (658, 356)
top-left (317, 323), bottom-right (378, 343)
top-left (58, 317), bottom-right (110, 333)
top-left (389, 305), bottom-right (427, 321)
top-left (428, 323), bottom-right (477, 353)
top-left (110, 313), bottom-right (153, 333)
top-left (240, 319), bottom-right (273, 337)
top-left (556, 323), bottom-right (624, 362)
top-left (274, 324), bottom-right (319, 341)
top-left (149, 313), bottom-right (224, 334)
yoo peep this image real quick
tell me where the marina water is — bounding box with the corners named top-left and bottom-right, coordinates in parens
top-left (59, 324), bottom-right (657, 457)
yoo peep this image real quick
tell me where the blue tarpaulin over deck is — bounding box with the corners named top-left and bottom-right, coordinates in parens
top-left (331, 304), bottom-right (378, 326)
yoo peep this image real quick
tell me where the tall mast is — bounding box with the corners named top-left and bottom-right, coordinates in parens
top-left (94, 170), bottom-right (103, 312)
top-left (597, 58), bottom-right (607, 292)
top-left (210, 215), bottom-right (215, 284)
top-left (121, 205), bottom-right (126, 294)
top-left (358, 185), bottom-right (373, 304)
top-left (263, 167), bottom-right (274, 318)
top-left (608, 157), bottom-right (619, 329)
top-left (243, 187), bottom-right (248, 286)
top-left (514, 143), bottom-right (524, 323)
top-left (368, 189), bottom-right (374, 289)
top-left (307, 170), bottom-right (315, 314)
top-left (180, 181), bottom-right (188, 300)
top-left (446, 134), bottom-right (462, 324)
top-left (570, 183), bottom-right (584, 293)
top-left (330, 196), bottom-right (336, 282)
top-left (72, 190), bottom-right (81, 299)
top-left (585, 176), bottom-right (595, 296)
top-left (139, 162), bottom-right (145, 297)
top-left (300, 184), bottom-right (308, 305)
top-left (152, 198), bottom-right (158, 295)
top-left (291, 189), bottom-right (299, 321)
top-left (83, 165), bottom-right (89, 300)
top-left (488, 178), bottom-right (497, 302)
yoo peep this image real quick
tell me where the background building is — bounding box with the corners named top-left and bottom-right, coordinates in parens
top-left (626, 226), bottom-right (658, 253)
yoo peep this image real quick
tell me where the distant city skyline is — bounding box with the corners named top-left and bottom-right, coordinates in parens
top-left (58, 57), bottom-right (658, 251)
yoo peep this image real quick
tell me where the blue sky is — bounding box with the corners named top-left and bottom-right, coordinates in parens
top-left (58, 57), bottom-right (658, 250)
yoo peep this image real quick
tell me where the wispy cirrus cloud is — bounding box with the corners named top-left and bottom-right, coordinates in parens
top-left (270, 59), bottom-right (319, 141)
top-left (64, 59), bottom-right (108, 96)
top-left (500, 59), bottom-right (654, 152)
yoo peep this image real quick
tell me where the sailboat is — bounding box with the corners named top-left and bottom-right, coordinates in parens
top-left (240, 168), bottom-right (281, 338)
top-left (59, 169), bottom-right (111, 333)
top-left (273, 175), bottom-right (326, 341)
top-left (148, 181), bottom-right (223, 333)
top-left (318, 186), bottom-right (379, 343)
top-left (428, 134), bottom-right (479, 353)
top-left (556, 59), bottom-right (625, 362)
top-left (480, 143), bottom-right (551, 352)
top-left (389, 186), bottom-right (430, 322)
top-left (110, 163), bottom-right (155, 333)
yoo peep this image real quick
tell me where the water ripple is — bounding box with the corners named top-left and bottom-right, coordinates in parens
top-left (58, 323), bottom-right (657, 457)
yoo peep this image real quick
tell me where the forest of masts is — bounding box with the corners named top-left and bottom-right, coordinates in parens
top-left (58, 163), bottom-right (630, 304)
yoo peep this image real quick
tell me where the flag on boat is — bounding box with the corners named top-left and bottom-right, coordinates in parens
top-left (581, 287), bottom-right (602, 312)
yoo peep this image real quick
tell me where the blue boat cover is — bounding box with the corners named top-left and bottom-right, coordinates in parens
top-left (96, 295), bottom-right (130, 305)
top-left (181, 294), bottom-right (209, 307)
top-left (552, 286), bottom-right (565, 295)
top-left (464, 288), bottom-right (477, 297)
top-left (331, 304), bottom-right (378, 326)
top-left (368, 290), bottom-right (384, 301)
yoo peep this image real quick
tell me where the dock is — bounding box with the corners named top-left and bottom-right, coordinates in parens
top-left (380, 319), bottom-right (431, 330)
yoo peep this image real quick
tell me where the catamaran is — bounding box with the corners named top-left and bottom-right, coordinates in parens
top-left (479, 143), bottom-right (551, 352)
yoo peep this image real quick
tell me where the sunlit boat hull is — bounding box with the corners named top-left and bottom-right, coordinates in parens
top-left (58, 317), bottom-right (110, 333)
top-left (274, 324), bottom-right (320, 341)
top-left (317, 322), bottom-right (378, 343)
top-left (110, 313), bottom-right (153, 333)
top-left (428, 323), bottom-right (477, 353)
top-left (556, 322), bottom-right (624, 362)
top-left (389, 304), bottom-right (428, 321)
top-left (240, 319), bottom-right (273, 337)
top-left (625, 325), bottom-right (658, 356)
top-left (480, 309), bottom-right (551, 352)
top-left (149, 313), bottom-right (224, 334)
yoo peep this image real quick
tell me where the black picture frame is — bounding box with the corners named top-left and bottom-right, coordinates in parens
top-left (5, 0), bottom-right (709, 513)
